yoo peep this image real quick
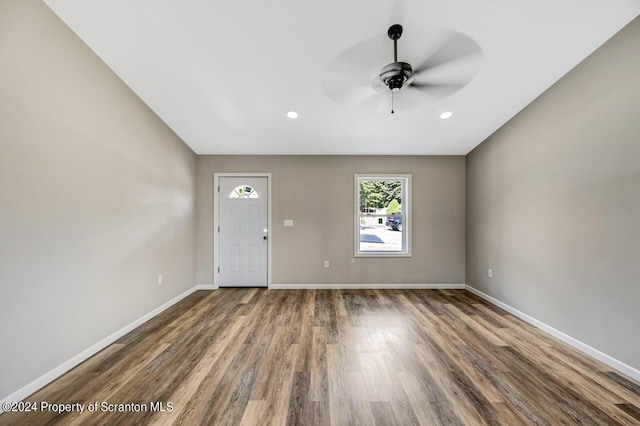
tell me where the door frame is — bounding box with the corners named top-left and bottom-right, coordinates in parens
top-left (213, 173), bottom-right (272, 289)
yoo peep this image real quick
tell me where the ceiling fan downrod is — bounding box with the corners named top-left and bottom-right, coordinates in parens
top-left (391, 26), bottom-right (399, 62)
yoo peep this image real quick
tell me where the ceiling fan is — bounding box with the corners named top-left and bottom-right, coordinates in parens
top-left (324, 24), bottom-right (483, 113)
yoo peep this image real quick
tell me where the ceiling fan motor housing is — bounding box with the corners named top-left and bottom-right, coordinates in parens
top-left (380, 62), bottom-right (413, 92)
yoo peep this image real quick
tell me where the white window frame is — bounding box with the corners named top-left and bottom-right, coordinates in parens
top-left (354, 174), bottom-right (411, 257)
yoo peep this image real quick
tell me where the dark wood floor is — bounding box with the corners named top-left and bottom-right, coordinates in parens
top-left (1, 289), bottom-right (639, 425)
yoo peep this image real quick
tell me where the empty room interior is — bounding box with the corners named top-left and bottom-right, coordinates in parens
top-left (1, 0), bottom-right (639, 424)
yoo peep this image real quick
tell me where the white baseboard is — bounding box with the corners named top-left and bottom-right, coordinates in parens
top-left (194, 284), bottom-right (216, 290)
top-left (269, 283), bottom-right (465, 290)
top-left (465, 285), bottom-right (640, 382)
top-left (0, 284), bottom-right (214, 411)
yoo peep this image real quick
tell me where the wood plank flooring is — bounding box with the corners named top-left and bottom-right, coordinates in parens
top-left (1, 289), bottom-right (639, 425)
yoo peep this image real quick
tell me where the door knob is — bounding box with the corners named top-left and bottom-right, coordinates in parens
top-left (263, 236), bottom-right (268, 240)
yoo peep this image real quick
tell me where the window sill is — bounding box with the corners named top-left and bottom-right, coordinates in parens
top-left (354, 253), bottom-right (412, 258)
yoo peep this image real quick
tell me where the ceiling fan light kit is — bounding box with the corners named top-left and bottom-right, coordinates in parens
top-left (380, 62), bottom-right (413, 92)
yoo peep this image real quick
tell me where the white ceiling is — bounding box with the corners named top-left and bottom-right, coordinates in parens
top-left (44, 0), bottom-right (639, 155)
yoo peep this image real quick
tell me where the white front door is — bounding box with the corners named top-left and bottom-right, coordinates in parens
top-left (218, 176), bottom-right (268, 287)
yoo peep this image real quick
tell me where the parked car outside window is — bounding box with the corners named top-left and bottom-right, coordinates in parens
top-left (386, 213), bottom-right (403, 231)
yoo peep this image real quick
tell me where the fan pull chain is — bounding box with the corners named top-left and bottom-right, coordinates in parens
top-left (391, 91), bottom-right (395, 114)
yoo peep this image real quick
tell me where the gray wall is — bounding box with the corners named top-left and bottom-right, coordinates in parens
top-left (197, 156), bottom-right (466, 285)
top-left (0, 0), bottom-right (197, 399)
top-left (467, 17), bottom-right (640, 370)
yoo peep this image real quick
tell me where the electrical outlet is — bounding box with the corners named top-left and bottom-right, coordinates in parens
top-left (324, 261), bottom-right (330, 269)
top-left (157, 274), bottom-right (163, 285)
top-left (487, 269), bottom-right (493, 278)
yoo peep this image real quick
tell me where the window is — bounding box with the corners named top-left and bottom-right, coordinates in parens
top-left (355, 175), bottom-right (411, 257)
top-left (228, 185), bottom-right (259, 199)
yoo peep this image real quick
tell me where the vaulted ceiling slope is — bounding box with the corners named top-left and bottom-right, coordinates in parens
top-left (44, 1), bottom-right (639, 155)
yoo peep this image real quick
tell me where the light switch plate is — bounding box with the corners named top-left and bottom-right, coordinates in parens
top-left (284, 220), bottom-right (294, 227)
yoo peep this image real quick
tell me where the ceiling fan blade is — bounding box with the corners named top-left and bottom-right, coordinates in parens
top-left (394, 86), bottom-right (427, 110)
top-left (411, 52), bottom-right (482, 86)
top-left (355, 91), bottom-right (392, 113)
top-left (412, 30), bottom-right (482, 75)
top-left (327, 37), bottom-right (388, 77)
top-left (324, 35), bottom-right (390, 105)
top-left (371, 76), bottom-right (388, 93)
top-left (409, 82), bottom-right (466, 99)
top-left (326, 84), bottom-right (378, 105)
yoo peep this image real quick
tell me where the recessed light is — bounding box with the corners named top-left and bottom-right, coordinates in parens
top-left (287, 111), bottom-right (298, 119)
top-left (440, 111), bottom-right (453, 120)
